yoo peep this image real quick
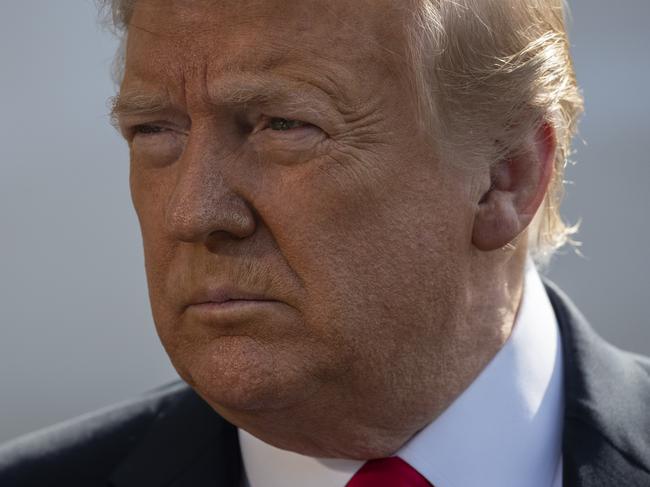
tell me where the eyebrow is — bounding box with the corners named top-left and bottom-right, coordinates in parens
top-left (111, 75), bottom-right (337, 124)
top-left (210, 76), bottom-right (316, 108)
top-left (110, 91), bottom-right (173, 124)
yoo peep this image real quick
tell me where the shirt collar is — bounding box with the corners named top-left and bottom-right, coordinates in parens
top-left (239, 262), bottom-right (564, 487)
top-left (398, 261), bottom-right (564, 487)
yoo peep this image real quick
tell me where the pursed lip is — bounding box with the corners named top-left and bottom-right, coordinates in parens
top-left (187, 286), bottom-right (278, 308)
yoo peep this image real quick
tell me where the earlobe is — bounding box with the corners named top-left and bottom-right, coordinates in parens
top-left (472, 122), bottom-right (556, 251)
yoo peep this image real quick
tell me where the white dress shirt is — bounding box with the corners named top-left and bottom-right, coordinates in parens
top-left (239, 261), bottom-right (565, 487)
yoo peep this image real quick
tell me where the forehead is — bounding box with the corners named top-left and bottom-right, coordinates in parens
top-left (122, 0), bottom-right (414, 103)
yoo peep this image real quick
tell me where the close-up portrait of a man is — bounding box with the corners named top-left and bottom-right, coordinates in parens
top-left (1, 0), bottom-right (649, 486)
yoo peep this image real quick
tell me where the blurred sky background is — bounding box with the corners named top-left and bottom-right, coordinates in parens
top-left (0, 0), bottom-right (648, 443)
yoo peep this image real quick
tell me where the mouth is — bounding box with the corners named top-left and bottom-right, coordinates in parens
top-left (190, 298), bottom-right (277, 309)
top-left (190, 287), bottom-right (274, 305)
top-left (186, 298), bottom-right (283, 325)
top-left (191, 298), bottom-right (276, 308)
top-left (185, 287), bottom-right (283, 323)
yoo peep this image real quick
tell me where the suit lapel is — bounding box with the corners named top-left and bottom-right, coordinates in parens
top-left (108, 385), bottom-right (242, 487)
top-left (544, 280), bottom-right (650, 486)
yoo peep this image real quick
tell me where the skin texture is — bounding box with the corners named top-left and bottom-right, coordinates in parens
top-left (116, 0), bottom-right (556, 459)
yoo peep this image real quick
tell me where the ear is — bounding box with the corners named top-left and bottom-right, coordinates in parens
top-left (472, 122), bottom-right (556, 251)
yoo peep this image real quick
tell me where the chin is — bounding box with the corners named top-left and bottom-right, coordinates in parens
top-left (168, 335), bottom-right (326, 413)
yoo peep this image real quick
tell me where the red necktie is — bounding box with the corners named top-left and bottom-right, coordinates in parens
top-left (346, 457), bottom-right (433, 487)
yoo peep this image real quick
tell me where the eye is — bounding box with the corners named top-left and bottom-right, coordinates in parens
top-left (133, 124), bottom-right (168, 136)
top-left (267, 118), bottom-right (308, 131)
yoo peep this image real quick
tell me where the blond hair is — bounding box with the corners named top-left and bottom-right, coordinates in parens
top-left (101, 0), bottom-right (583, 264)
top-left (407, 0), bottom-right (583, 263)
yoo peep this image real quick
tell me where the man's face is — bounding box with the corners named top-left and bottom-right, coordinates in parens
top-left (120, 0), bottom-right (478, 440)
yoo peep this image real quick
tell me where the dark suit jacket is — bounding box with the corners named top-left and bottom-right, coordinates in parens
top-left (1, 281), bottom-right (649, 487)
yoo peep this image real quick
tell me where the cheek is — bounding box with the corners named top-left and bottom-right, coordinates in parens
top-left (266, 156), bottom-right (472, 346)
top-left (129, 164), bottom-right (178, 315)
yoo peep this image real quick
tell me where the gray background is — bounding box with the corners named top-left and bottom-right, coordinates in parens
top-left (1, 0), bottom-right (648, 444)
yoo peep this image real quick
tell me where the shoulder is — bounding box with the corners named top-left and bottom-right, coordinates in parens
top-left (543, 279), bottom-right (650, 484)
top-left (0, 380), bottom-right (191, 487)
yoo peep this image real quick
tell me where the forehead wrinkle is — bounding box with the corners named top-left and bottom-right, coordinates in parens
top-left (317, 0), bottom-right (408, 62)
top-left (125, 1), bottom-right (411, 119)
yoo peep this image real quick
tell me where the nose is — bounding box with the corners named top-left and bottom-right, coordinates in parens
top-left (164, 143), bottom-right (256, 243)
